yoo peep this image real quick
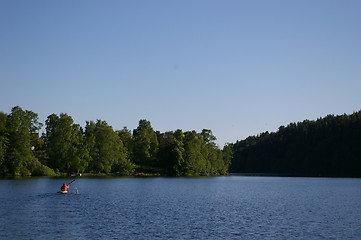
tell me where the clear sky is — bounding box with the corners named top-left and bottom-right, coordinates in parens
top-left (1, 0), bottom-right (360, 147)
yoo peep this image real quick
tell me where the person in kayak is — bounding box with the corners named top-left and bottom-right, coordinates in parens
top-left (60, 183), bottom-right (70, 192)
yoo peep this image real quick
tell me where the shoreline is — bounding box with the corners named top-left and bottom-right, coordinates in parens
top-left (229, 172), bottom-right (361, 178)
top-left (1, 172), bottom-right (360, 180)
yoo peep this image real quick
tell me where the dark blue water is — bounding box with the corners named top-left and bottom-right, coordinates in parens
top-left (1, 176), bottom-right (361, 239)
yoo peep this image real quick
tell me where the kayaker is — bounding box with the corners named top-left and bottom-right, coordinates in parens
top-left (60, 183), bottom-right (70, 192)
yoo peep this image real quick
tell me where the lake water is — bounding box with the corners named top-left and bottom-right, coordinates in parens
top-left (0, 176), bottom-right (360, 239)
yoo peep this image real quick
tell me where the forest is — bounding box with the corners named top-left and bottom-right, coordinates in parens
top-left (0, 106), bottom-right (232, 177)
top-left (1, 106), bottom-right (360, 177)
top-left (229, 110), bottom-right (361, 177)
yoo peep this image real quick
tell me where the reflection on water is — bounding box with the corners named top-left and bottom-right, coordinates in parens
top-left (0, 177), bottom-right (361, 239)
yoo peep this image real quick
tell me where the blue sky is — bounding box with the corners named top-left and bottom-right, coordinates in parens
top-left (1, 0), bottom-right (360, 146)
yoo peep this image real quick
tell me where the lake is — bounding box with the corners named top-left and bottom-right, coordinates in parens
top-left (0, 176), bottom-right (360, 239)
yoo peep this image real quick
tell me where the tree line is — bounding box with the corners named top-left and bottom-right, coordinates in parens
top-left (2, 106), bottom-right (360, 177)
top-left (229, 111), bottom-right (361, 177)
top-left (0, 106), bottom-right (231, 177)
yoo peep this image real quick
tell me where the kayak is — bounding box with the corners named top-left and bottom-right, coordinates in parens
top-left (57, 191), bottom-right (68, 194)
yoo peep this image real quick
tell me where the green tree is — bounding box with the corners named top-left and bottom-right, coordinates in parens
top-left (183, 131), bottom-right (206, 176)
top-left (34, 133), bottom-right (49, 166)
top-left (200, 129), bottom-right (218, 175)
top-left (132, 120), bottom-right (159, 168)
top-left (157, 130), bottom-right (185, 176)
top-left (44, 113), bottom-right (88, 174)
top-left (221, 143), bottom-right (233, 175)
top-left (0, 112), bottom-right (8, 175)
top-left (85, 120), bottom-right (134, 174)
top-left (117, 127), bottom-right (133, 158)
top-left (171, 129), bottom-right (185, 175)
top-left (4, 106), bottom-right (53, 176)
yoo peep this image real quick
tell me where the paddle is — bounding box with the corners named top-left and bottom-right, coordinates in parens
top-left (67, 179), bottom-right (76, 185)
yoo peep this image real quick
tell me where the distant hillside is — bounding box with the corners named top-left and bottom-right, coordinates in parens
top-left (230, 111), bottom-right (361, 177)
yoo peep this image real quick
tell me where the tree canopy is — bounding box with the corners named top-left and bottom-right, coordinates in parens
top-left (0, 107), bottom-right (230, 176)
top-left (229, 111), bottom-right (361, 177)
top-left (1, 106), bottom-right (360, 177)
top-left (1, 107), bottom-right (54, 176)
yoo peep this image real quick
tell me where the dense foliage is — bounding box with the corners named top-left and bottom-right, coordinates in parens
top-left (0, 107), bottom-right (55, 176)
top-left (0, 106), bottom-right (230, 176)
top-left (2, 106), bottom-right (360, 177)
top-left (230, 111), bottom-right (361, 177)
